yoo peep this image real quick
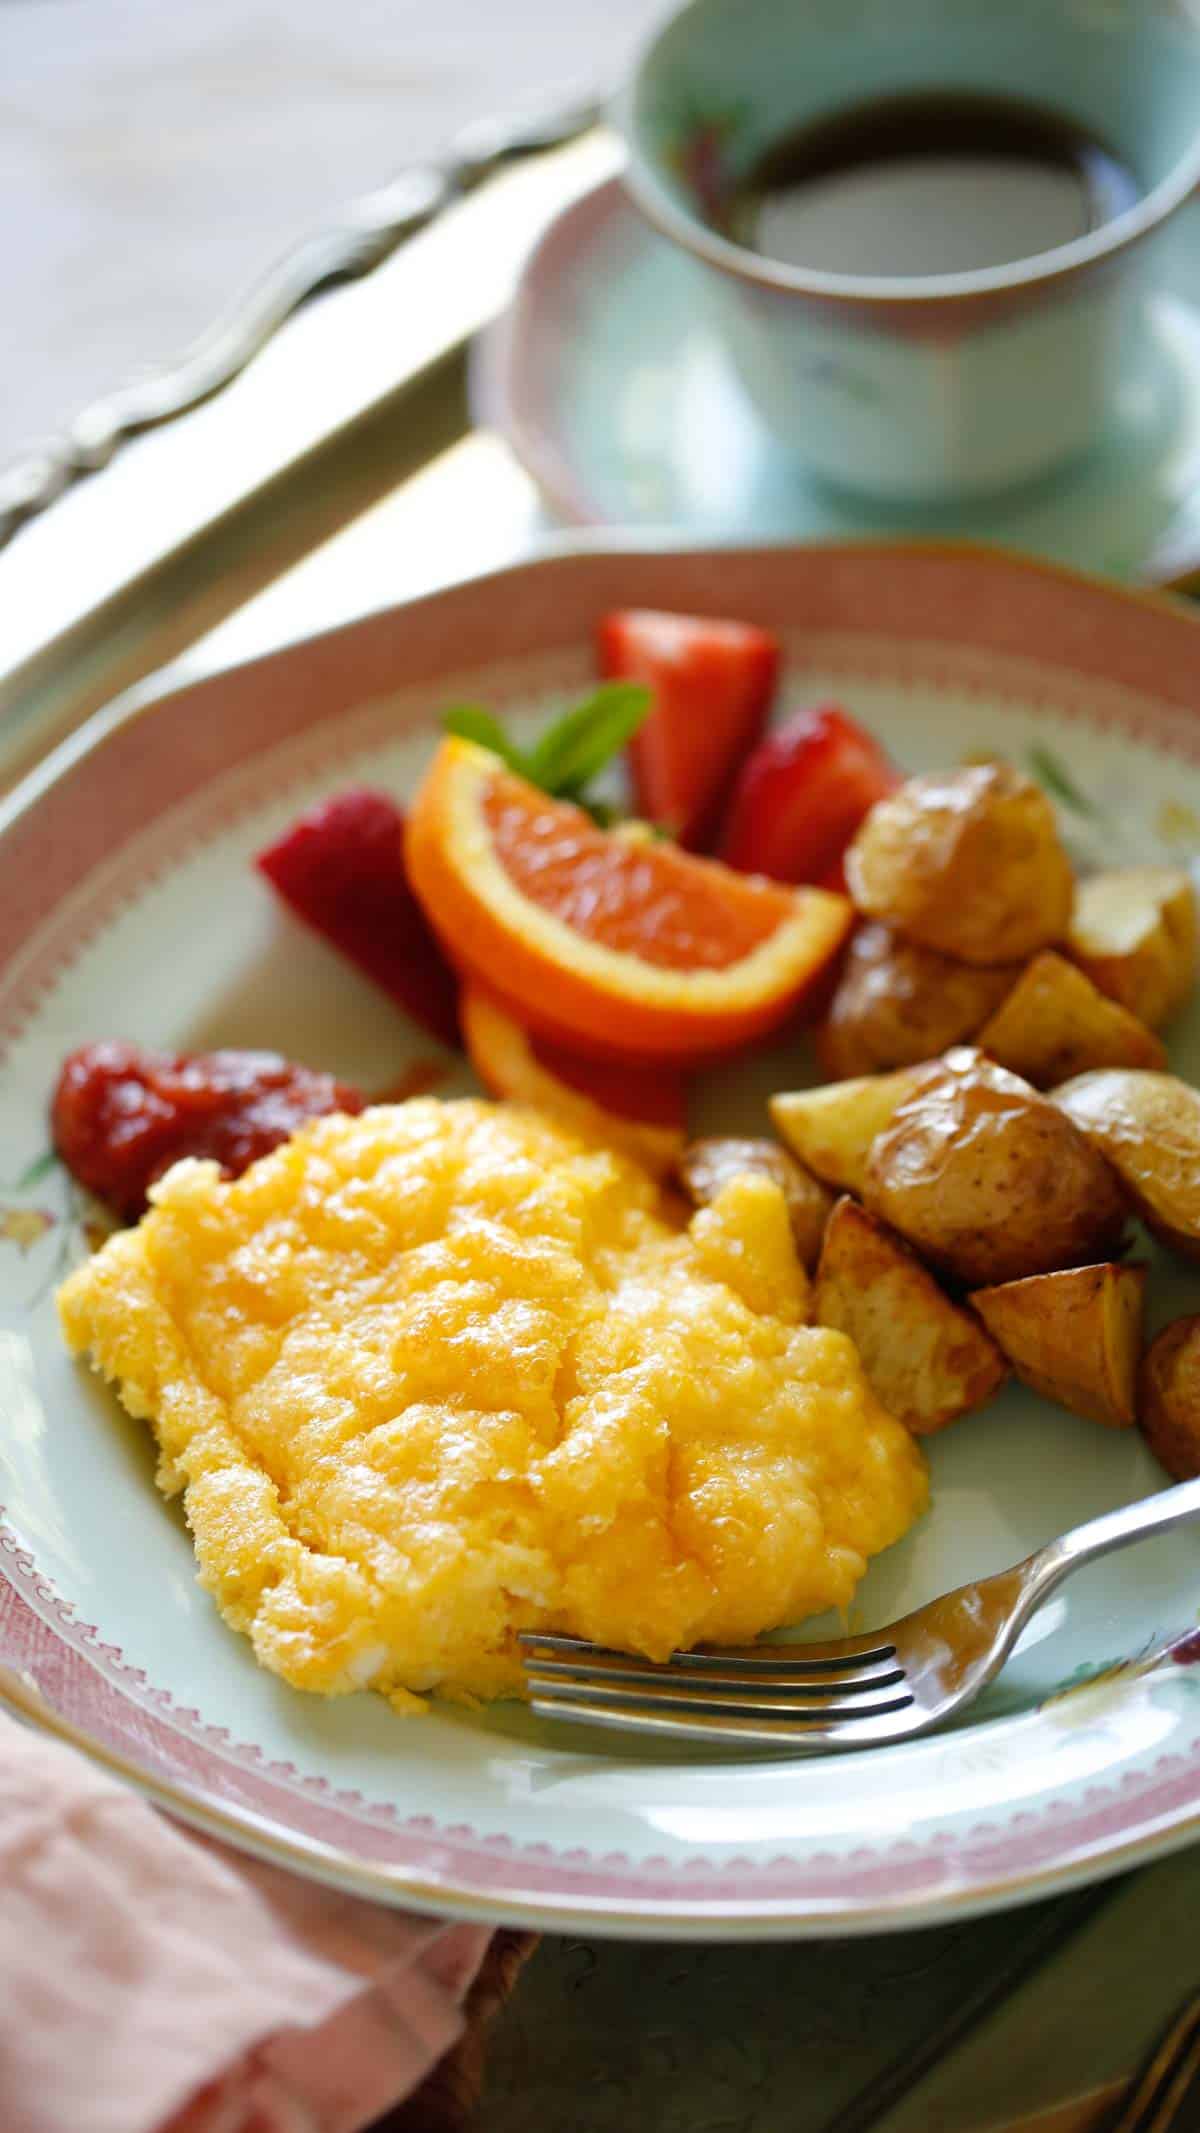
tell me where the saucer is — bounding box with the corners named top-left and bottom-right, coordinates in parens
top-left (473, 176), bottom-right (1200, 586)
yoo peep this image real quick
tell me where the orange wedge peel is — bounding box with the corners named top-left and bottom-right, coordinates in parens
top-left (461, 985), bottom-right (686, 1175)
top-left (406, 738), bottom-right (852, 1062)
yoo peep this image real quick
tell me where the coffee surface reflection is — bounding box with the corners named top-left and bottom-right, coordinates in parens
top-left (723, 91), bottom-right (1141, 278)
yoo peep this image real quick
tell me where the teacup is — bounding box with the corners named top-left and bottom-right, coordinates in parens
top-left (615, 0), bottom-right (1200, 502)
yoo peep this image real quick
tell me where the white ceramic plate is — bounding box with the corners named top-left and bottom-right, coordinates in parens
top-left (3, 542), bottom-right (1200, 1941)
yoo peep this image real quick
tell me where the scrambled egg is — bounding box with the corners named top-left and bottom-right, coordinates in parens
top-left (57, 1100), bottom-right (927, 1708)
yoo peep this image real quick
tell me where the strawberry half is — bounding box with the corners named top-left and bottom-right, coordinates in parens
top-left (717, 704), bottom-right (898, 884)
top-left (256, 788), bottom-right (460, 1048)
top-left (599, 609), bottom-right (779, 849)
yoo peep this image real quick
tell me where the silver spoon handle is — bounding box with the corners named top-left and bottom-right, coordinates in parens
top-left (0, 92), bottom-right (600, 551)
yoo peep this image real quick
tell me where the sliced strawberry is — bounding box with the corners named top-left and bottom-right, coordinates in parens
top-left (256, 788), bottom-right (460, 1048)
top-left (817, 854), bottom-right (851, 896)
top-left (717, 704), bottom-right (898, 884)
top-left (598, 609), bottom-right (779, 849)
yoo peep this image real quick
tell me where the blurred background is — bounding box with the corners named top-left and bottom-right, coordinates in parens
top-left (1, 0), bottom-right (657, 460)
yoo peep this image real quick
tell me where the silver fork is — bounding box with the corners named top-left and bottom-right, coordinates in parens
top-left (521, 1476), bottom-right (1200, 1750)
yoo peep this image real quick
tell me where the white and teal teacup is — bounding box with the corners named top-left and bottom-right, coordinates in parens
top-left (615, 0), bottom-right (1200, 502)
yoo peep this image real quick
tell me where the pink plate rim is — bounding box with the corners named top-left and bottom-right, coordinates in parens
top-left (4, 539), bottom-right (1200, 1937)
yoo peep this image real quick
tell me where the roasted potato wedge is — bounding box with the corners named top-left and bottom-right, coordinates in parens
top-left (816, 922), bottom-right (1019, 1080)
top-left (675, 1137), bottom-right (833, 1270)
top-left (769, 1062), bottom-right (940, 1196)
top-left (845, 763), bottom-right (1075, 965)
top-left (815, 1197), bottom-right (1008, 1434)
top-left (977, 951), bottom-right (1166, 1086)
top-left (1139, 1316), bottom-right (1200, 1479)
top-left (1067, 866), bottom-right (1197, 1030)
top-left (1053, 1068), bottom-right (1200, 1260)
top-left (970, 1263), bottom-right (1145, 1428)
top-left (863, 1048), bottom-right (1127, 1286)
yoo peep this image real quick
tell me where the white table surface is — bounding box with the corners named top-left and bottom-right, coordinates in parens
top-left (1, 0), bottom-right (658, 463)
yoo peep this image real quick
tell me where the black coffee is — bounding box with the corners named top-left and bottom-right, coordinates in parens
top-left (723, 90), bottom-right (1141, 277)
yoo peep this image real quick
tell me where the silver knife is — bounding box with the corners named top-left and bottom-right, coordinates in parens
top-left (0, 91), bottom-right (601, 551)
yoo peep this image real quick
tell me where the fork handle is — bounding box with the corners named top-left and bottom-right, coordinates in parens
top-left (1033, 1475), bottom-right (1200, 1595)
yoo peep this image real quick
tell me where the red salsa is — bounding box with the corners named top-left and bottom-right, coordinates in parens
top-left (52, 1041), bottom-right (364, 1221)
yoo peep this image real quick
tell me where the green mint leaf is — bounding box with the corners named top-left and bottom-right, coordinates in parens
top-left (442, 703), bottom-right (525, 771)
top-left (523, 683), bottom-right (651, 796)
top-left (15, 1149), bottom-right (58, 1192)
top-left (1026, 744), bottom-right (1103, 822)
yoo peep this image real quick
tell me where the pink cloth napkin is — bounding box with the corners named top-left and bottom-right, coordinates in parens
top-left (0, 1712), bottom-right (492, 2133)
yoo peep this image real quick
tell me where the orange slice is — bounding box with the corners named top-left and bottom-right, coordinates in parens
top-left (406, 738), bottom-right (852, 1061)
top-left (461, 985), bottom-right (686, 1175)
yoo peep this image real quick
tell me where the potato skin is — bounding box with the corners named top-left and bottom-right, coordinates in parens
top-left (817, 923), bottom-right (1019, 1080)
top-left (770, 1062), bottom-right (943, 1197)
top-left (970, 1262), bottom-right (1144, 1428)
top-left (815, 1196), bottom-right (1007, 1434)
top-left (977, 951), bottom-right (1166, 1087)
top-left (675, 1137), bottom-right (832, 1270)
top-left (1067, 866), bottom-right (1197, 1030)
top-left (1139, 1316), bottom-right (1200, 1480)
top-left (845, 763), bottom-right (1074, 965)
top-left (863, 1048), bottom-right (1127, 1287)
top-left (1053, 1069), bottom-right (1200, 1261)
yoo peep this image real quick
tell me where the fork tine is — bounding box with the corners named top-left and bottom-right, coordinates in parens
top-left (526, 1692), bottom-right (925, 1751)
top-left (522, 1629), bottom-right (895, 1663)
top-left (524, 1671), bottom-right (913, 1721)
top-left (523, 1649), bottom-right (905, 1692)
